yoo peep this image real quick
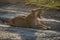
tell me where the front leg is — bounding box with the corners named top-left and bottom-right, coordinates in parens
top-left (36, 19), bottom-right (51, 30)
top-left (38, 23), bottom-right (51, 30)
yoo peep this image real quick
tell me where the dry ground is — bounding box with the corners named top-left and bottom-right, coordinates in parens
top-left (0, 4), bottom-right (60, 40)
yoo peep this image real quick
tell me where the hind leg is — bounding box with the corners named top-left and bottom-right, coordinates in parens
top-left (9, 16), bottom-right (29, 28)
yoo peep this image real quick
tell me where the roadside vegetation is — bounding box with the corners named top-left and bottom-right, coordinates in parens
top-left (25, 0), bottom-right (60, 9)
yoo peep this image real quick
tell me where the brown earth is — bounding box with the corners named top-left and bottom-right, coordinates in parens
top-left (0, 4), bottom-right (60, 40)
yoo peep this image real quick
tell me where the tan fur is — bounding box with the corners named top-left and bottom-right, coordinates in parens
top-left (9, 8), bottom-right (51, 29)
top-left (9, 16), bottom-right (29, 27)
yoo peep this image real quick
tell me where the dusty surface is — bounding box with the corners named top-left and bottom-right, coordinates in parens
top-left (0, 4), bottom-right (60, 40)
top-left (0, 25), bottom-right (60, 40)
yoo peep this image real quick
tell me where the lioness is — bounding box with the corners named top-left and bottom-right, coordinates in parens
top-left (9, 8), bottom-right (51, 29)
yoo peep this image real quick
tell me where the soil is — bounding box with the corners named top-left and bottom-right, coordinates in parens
top-left (0, 4), bottom-right (60, 40)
